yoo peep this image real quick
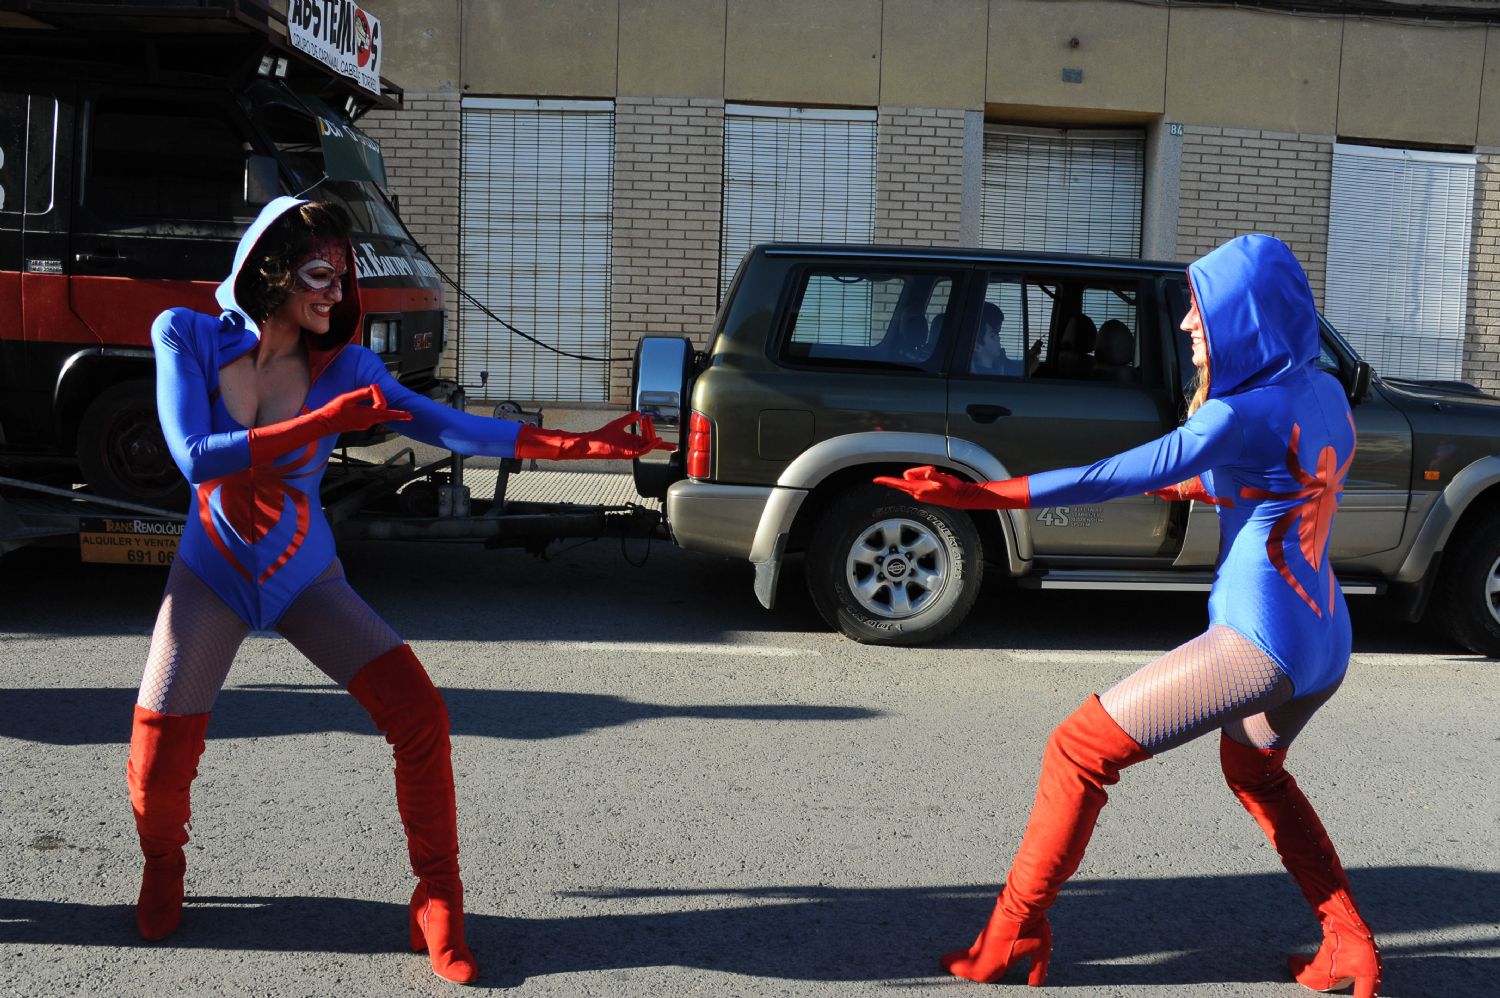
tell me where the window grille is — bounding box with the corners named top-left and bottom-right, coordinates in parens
top-left (1325, 142), bottom-right (1475, 381)
top-left (980, 125), bottom-right (1143, 257)
top-left (460, 98), bottom-right (614, 401)
top-left (720, 104), bottom-right (877, 302)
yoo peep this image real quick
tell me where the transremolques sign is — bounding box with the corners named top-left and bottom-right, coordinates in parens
top-left (287, 1), bottom-right (383, 96)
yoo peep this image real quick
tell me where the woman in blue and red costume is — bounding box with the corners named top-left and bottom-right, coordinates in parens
top-left (126, 196), bottom-right (666, 983)
top-left (877, 234), bottom-right (1381, 996)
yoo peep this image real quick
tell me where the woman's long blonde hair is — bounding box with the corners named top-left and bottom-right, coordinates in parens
top-left (1187, 362), bottom-right (1209, 416)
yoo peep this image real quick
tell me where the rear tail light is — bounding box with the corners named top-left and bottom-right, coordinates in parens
top-left (686, 410), bottom-right (711, 479)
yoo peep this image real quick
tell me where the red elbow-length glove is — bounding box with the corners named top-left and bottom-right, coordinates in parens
top-left (247, 384), bottom-right (411, 465)
top-left (873, 465), bottom-right (1032, 510)
top-left (514, 411), bottom-right (673, 461)
top-left (1145, 475), bottom-right (1233, 507)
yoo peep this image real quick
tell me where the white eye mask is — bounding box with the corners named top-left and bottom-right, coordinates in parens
top-left (293, 239), bottom-right (350, 292)
top-left (295, 258), bottom-right (340, 291)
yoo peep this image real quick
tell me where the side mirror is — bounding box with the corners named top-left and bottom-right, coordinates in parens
top-left (1348, 360), bottom-right (1373, 405)
top-left (243, 154), bottom-right (281, 206)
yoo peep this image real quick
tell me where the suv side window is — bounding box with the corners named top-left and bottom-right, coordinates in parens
top-left (976, 271), bottom-right (1148, 384)
top-left (85, 98), bottom-right (254, 224)
top-left (781, 267), bottom-right (961, 372)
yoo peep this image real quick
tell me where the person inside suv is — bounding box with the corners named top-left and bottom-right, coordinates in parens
top-left (969, 303), bottom-right (1011, 376)
top-left (877, 234), bottom-right (1380, 996)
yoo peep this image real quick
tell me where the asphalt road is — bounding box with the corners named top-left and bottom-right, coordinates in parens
top-left (1, 536), bottom-right (1495, 998)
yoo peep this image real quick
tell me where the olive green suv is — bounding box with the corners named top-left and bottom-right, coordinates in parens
top-left (633, 243), bottom-right (1500, 652)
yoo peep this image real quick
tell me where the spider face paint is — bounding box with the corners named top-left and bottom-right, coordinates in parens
top-left (293, 239), bottom-right (350, 293)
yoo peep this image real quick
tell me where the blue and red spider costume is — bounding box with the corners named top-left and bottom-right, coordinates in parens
top-left (879, 234), bottom-right (1381, 996)
top-left (126, 197), bottom-right (662, 983)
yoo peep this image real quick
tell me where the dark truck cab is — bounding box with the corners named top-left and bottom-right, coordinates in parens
top-left (0, 0), bottom-right (442, 506)
top-left (635, 243), bottom-right (1500, 656)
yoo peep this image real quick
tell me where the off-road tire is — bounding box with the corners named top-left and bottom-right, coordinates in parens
top-left (1433, 513), bottom-right (1500, 657)
top-left (76, 380), bottom-right (189, 509)
top-left (806, 484), bottom-right (983, 646)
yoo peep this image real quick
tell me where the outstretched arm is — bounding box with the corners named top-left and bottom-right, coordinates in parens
top-left (362, 353), bottom-right (670, 460)
top-left (876, 400), bottom-right (1243, 510)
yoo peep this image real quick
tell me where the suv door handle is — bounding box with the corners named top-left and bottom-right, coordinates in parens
top-left (966, 404), bottom-right (1011, 424)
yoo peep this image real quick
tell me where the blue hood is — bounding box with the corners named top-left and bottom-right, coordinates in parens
top-left (216, 195), bottom-right (361, 349)
top-left (1187, 233), bottom-right (1319, 399)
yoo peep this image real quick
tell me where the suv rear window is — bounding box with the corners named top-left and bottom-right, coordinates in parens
top-left (781, 268), bottom-right (960, 371)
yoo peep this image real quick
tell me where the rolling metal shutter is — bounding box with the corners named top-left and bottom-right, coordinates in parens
top-left (1325, 143), bottom-right (1475, 381)
top-left (460, 98), bottom-right (614, 402)
top-left (720, 104), bottom-right (877, 301)
top-left (980, 125), bottom-right (1143, 257)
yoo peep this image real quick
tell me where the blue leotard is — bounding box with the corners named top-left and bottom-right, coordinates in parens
top-left (1024, 234), bottom-right (1355, 696)
top-left (153, 197), bottom-right (523, 629)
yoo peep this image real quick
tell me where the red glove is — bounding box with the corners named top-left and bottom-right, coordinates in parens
top-left (873, 466), bottom-right (1032, 510)
top-left (1146, 476), bottom-right (1233, 507)
top-left (514, 411), bottom-right (674, 461)
top-left (247, 384), bottom-right (411, 465)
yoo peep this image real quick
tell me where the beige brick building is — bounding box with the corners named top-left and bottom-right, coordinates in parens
top-left (357, 0), bottom-right (1500, 402)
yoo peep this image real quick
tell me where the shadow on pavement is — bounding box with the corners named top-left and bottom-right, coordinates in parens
top-left (0, 685), bottom-right (883, 745)
top-left (0, 868), bottom-right (1491, 996)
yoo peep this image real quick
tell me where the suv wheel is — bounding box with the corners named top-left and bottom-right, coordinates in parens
top-left (1434, 515), bottom-right (1500, 657)
top-left (806, 484), bottom-right (983, 646)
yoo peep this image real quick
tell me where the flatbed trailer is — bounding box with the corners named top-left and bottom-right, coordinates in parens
top-left (1, 418), bottom-right (666, 564)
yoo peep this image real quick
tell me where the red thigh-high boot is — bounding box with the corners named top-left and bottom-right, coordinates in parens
top-left (126, 705), bottom-right (211, 940)
top-left (348, 644), bottom-right (477, 985)
top-left (942, 695), bottom-right (1152, 986)
top-left (1220, 734), bottom-right (1382, 998)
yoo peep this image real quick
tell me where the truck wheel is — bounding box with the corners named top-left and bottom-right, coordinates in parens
top-left (1434, 515), bottom-right (1500, 657)
top-left (76, 380), bottom-right (189, 509)
top-left (806, 484), bottom-right (983, 646)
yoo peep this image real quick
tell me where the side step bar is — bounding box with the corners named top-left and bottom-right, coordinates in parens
top-left (1020, 570), bottom-right (1384, 596)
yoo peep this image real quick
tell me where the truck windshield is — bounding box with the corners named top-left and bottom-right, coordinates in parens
top-left (250, 96), bottom-right (407, 241)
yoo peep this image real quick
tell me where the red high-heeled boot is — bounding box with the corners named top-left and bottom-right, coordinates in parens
top-left (349, 644), bottom-right (478, 985)
top-left (126, 705), bottom-right (210, 941)
top-left (1220, 734), bottom-right (1382, 998)
top-left (942, 695), bottom-right (1152, 985)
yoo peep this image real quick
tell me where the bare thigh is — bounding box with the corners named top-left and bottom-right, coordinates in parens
top-left (1099, 624), bottom-right (1296, 754)
top-left (273, 558), bottom-right (402, 688)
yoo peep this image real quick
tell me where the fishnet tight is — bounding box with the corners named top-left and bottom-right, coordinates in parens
top-left (137, 558), bottom-right (402, 714)
top-left (1100, 625), bottom-right (1334, 754)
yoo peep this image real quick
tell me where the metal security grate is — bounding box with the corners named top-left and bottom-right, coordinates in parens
top-left (720, 104), bottom-right (877, 303)
top-left (460, 98), bottom-right (615, 402)
top-left (1325, 143), bottom-right (1475, 381)
top-left (980, 125), bottom-right (1143, 257)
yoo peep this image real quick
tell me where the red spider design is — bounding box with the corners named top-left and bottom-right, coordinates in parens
top-left (1238, 414), bottom-right (1356, 617)
top-left (199, 439), bottom-right (326, 585)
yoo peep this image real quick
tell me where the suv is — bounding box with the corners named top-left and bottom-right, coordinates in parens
top-left (633, 243), bottom-right (1500, 655)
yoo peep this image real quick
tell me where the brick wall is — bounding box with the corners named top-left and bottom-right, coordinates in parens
top-left (1177, 126), bottom-right (1332, 303)
top-left (610, 97), bottom-right (725, 404)
top-left (359, 91), bottom-right (462, 378)
top-left (1466, 154), bottom-right (1500, 392)
top-left (875, 107), bottom-right (965, 246)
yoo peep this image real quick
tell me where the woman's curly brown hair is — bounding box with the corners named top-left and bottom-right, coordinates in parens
top-left (236, 201), bottom-right (352, 323)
